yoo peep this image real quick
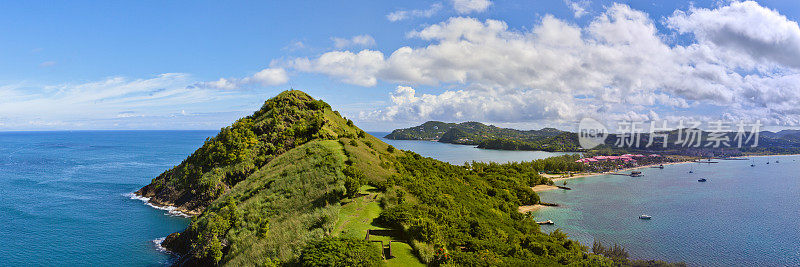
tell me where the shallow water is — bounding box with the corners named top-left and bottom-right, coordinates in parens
top-left (0, 131), bottom-right (213, 266)
top-left (535, 156), bottom-right (800, 266)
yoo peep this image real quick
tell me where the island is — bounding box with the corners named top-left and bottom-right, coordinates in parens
top-left (385, 121), bottom-right (580, 151)
top-left (135, 90), bottom-right (681, 266)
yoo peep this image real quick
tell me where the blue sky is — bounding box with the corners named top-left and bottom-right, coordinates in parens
top-left (2, 0), bottom-right (800, 131)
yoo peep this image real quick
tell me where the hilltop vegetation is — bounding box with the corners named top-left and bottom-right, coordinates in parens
top-left (137, 91), bottom-right (342, 214)
top-left (140, 90), bottom-right (680, 266)
top-left (387, 121), bottom-right (800, 156)
top-left (385, 121), bottom-right (579, 152)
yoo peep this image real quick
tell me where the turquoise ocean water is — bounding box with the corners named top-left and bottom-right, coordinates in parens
top-left (2, 131), bottom-right (796, 266)
top-left (0, 131), bottom-right (214, 266)
top-left (536, 155), bottom-right (800, 266)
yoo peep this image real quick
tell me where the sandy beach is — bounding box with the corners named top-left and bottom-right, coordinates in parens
top-left (533, 153), bottom-right (799, 193)
top-left (532, 161), bottom-right (695, 193)
top-left (518, 204), bottom-right (548, 213)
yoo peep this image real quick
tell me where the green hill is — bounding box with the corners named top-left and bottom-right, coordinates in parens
top-left (138, 90), bottom-right (676, 266)
top-left (385, 121), bottom-right (580, 151)
top-left (387, 121), bottom-right (800, 156)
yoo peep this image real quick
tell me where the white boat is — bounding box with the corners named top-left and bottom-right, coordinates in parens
top-left (639, 214), bottom-right (652, 220)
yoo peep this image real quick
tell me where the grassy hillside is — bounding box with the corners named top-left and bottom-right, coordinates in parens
top-left (144, 90), bottom-right (681, 266)
top-left (137, 90), bottom-right (349, 214)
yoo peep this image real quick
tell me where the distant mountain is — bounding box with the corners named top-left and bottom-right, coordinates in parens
top-left (387, 121), bottom-right (800, 155)
top-left (385, 121), bottom-right (578, 151)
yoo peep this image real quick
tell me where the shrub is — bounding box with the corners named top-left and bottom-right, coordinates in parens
top-left (298, 237), bottom-right (384, 267)
top-left (387, 145), bottom-right (395, 153)
top-left (349, 140), bottom-right (359, 147)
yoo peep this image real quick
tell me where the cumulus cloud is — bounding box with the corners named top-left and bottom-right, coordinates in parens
top-left (198, 67), bottom-right (289, 89)
top-left (387, 3), bottom-right (443, 22)
top-left (245, 68), bottom-right (290, 86)
top-left (292, 50), bottom-right (385, 87)
top-left (362, 86), bottom-right (582, 123)
top-left (667, 1), bottom-right (800, 69)
top-left (332, 35), bottom-right (376, 49)
top-left (451, 0), bottom-right (492, 14)
top-left (292, 1), bottom-right (800, 126)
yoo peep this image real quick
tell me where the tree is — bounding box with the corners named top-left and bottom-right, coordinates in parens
top-left (299, 237), bottom-right (384, 267)
top-left (343, 166), bottom-right (365, 197)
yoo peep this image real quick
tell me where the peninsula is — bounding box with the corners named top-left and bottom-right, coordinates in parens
top-left (136, 90), bottom-right (679, 266)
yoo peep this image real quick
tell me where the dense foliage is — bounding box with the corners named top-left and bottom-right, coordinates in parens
top-left (469, 154), bottom-right (586, 176)
top-left (164, 140), bottom-right (350, 265)
top-left (376, 153), bottom-right (613, 265)
top-left (298, 237), bottom-right (384, 267)
top-left (477, 133), bottom-right (581, 152)
top-left (385, 121), bottom-right (571, 149)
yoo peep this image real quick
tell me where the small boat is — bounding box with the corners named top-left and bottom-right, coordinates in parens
top-left (536, 220), bottom-right (554, 225)
top-left (688, 170), bottom-right (694, 173)
top-left (698, 178), bottom-right (707, 182)
top-left (776, 160), bottom-right (779, 163)
top-left (766, 162), bottom-right (769, 164)
top-left (639, 214), bottom-right (652, 220)
top-left (630, 171), bottom-right (643, 177)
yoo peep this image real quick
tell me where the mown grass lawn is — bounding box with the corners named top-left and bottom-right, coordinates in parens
top-left (334, 185), bottom-right (424, 266)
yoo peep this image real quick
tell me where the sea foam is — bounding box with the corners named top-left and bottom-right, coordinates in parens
top-left (124, 192), bottom-right (190, 218)
top-left (153, 237), bottom-right (170, 254)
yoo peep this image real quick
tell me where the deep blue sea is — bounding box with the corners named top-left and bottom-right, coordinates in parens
top-left (536, 156), bottom-right (800, 266)
top-left (2, 131), bottom-right (797, 266)
top-left (0, 131), bottom-right (215, 266)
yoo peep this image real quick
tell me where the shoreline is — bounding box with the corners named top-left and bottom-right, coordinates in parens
top-left (126, 192), bottom-right (198, 217)
top-left (533, 153), bottom-right (799, 193)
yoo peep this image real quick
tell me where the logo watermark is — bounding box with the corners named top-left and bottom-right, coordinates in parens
top-left (577, 118), bottom-right (762, 149)
top-left (578, 117), bottom-right (608, 149)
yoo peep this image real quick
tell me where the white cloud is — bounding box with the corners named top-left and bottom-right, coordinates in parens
top-left (332, 35), bottom-right (376, 49)
top-left (198, 67), bottom-right (289, 89)
top-left (565, 0), bottom-right (590, 18)
top-left (245, 68), bottom-right (290, 86)
top-left (292, 50), bottom-right (385, 87)
top-left (0, 73), bottom-right (265, 130)
top-left (203, 78), bottom-right (239, 90)
top-left (667, 0), bottom-right (800, 68)
top-left (293, 2), bottom-right (800, 126)
top-left (362, 86), bottom-right (581, 123)
top-left (451, 0), bottom-right (492, 14)
top-left (387, 3), bottom-right (443, 22)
